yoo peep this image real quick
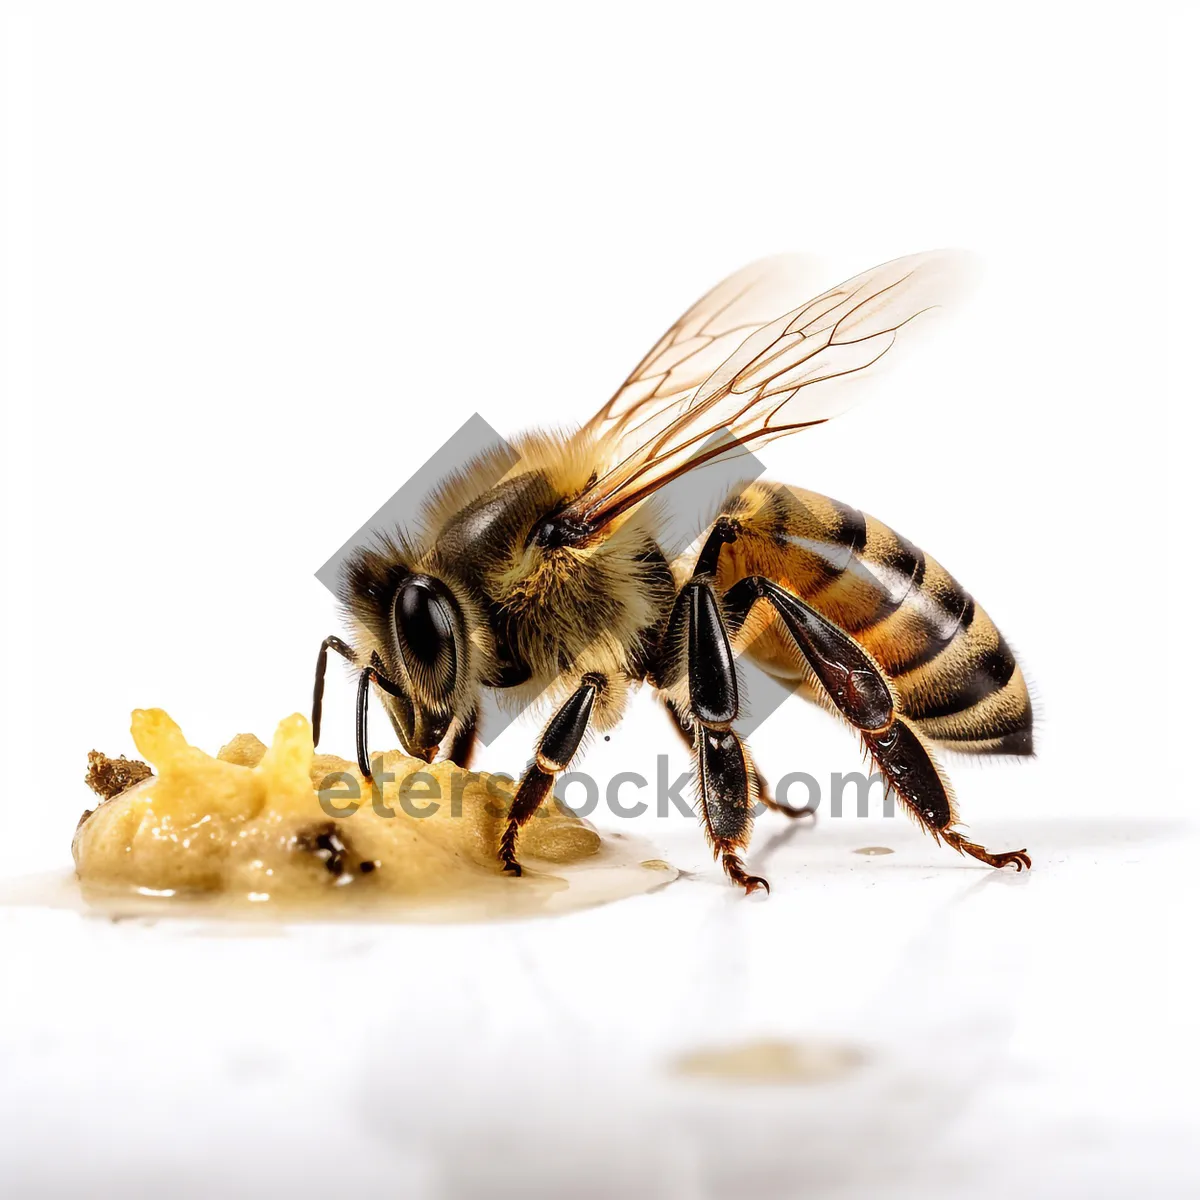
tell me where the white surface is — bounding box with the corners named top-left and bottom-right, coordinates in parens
top-left (3, 816), bottom-right (1198, 1199)
top-left (3, 2), bottom-right (1197, 1197)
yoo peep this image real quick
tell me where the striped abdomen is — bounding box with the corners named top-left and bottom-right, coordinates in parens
top-left (716, 482), bottom-right (1034, 755)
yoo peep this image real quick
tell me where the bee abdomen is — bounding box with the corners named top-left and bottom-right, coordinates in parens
top-left (718, 482), bottom-right (1034, 756)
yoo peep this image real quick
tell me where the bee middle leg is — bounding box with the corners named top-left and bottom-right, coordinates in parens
top-left (661, 697), bottom-right (815, 822)
top-left (660, 567), bottom-right (769, 894)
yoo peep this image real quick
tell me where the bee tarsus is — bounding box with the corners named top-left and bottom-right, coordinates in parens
top-left (941, 832), bottom-right (1032, 872)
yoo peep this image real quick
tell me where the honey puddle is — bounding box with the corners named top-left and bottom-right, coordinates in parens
top-left (670, 1038), bottom-right (866, 1085)
top-left (853, 846), bottom-right (895, 856)
top-left (32, 709), bottom-right (678, 924)
top-left (2, 845), bottom-right (674, 925)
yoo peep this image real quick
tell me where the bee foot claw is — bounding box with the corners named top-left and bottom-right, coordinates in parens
top-left (944, 832), bottom-right (1031, 873)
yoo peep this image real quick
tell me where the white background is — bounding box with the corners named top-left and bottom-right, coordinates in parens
top-left (3, 3), bottom-right (1197, 1197)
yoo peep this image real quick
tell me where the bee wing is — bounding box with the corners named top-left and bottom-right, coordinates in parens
top-left (566, 250), bottom-right (969, 531)
top-left (578, 253), bottom-right (828, 449)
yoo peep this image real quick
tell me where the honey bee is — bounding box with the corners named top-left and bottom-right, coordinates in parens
top-left (312, 252), bottom-right (1034, 892)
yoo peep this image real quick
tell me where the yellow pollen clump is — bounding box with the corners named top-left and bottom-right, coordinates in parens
top-left (73, 710), bottom-right (674, 920)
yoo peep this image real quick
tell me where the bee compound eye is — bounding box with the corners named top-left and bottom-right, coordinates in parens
top-left (393, 576), bottom-right (459, 696)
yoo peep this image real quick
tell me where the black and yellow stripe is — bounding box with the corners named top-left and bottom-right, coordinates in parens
top-left (717, 482), bottom-right (1034, 756)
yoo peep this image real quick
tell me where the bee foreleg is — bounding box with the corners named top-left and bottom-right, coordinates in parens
top-left (499, 674), bottom-right (604, 877)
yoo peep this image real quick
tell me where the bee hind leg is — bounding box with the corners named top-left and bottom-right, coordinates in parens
top-left (722, 576), bottom-right (1030, 872)
top-left (863, 714), bottom-right (1031, 870)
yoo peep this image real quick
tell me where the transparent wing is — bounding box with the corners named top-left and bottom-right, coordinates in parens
top-left (567, 250), bottom-right (969, 531)
top-left (578, 253), bottom-right (827, 453)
